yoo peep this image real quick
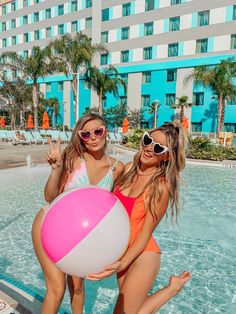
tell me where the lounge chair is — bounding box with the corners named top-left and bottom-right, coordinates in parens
top-left (108, 132), bottom-right (119, 144)
top-left (20, 130), bottom-right (37, 145)
top-left (59, 131), bottom-right (70, 143)
top-left (47, 130), bottom-right (60, 142)
top-left (115, 133), bottom-right (123, 143)
top-left (31, 131), bottom-right (48, 145)
top-left (0, 130), bottom-right (7, 141)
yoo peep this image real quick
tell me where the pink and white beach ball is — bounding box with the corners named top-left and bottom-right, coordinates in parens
top-left (41, 186), bottom-right (130, 277)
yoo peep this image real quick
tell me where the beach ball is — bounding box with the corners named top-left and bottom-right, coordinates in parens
top-left (41, 186), bottom-right (130, 277)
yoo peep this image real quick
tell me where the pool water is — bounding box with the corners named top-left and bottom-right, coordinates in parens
top-left (0, 161), bottom-right (236, 314)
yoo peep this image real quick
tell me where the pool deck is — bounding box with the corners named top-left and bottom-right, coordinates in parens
top-left (0, 141), bottom-right (236, 169)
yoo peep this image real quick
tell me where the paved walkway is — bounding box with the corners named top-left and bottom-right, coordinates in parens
top-left (0, 141), bottom-right (114, 169)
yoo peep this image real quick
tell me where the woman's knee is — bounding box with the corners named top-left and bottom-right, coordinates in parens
top-left (46, 282), bottom-right (66, 302)
top-left (73, 278), bottom-right (84, 295)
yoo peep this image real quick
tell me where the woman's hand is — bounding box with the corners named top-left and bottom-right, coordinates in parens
top-left (86, 261), bottom-right (124, 281)
top-left (46, 137), bottom-right (62, 169)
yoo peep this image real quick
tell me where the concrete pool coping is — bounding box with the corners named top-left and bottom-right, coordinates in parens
top-left (113, 144), bottom-right (236, 168)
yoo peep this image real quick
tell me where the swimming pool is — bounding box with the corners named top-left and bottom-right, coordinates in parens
top-left (0, 160), bottom-right (236, 313)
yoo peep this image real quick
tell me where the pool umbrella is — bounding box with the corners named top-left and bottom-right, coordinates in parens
top-left (27, 114), bottom-right (34, 129)
top-left (181, 116), bottom-right (189, 130)
top-left (122, 117), bottom-right (129, 133)
top-left (42, 111), bottom-right (50, 130)
top-left (0, 116), bottom-right (5, 128)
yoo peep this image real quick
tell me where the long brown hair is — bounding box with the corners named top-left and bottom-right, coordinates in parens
top-left (62, 113), bottom-right (106, 173)
top-left (116, 122), bottom-right (188, 222)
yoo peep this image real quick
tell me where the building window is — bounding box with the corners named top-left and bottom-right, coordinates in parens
top-left (46, 83), bottom-right (51, 92)
top-left (120, 73), bottom-right (128, 85)
top-left (24, 33), bottom-right (29, 43)
top-left (23, 0), bottom-right (28, 7)
top-left (58, 4), bottom-right (64, 16)
top-left (171, 0), bottom-right (181, 5)
top-left (226, 96), bottom-right (236, 105)
top-left (168, 43), bottom-right (179, 57)
top-left (12, 36), bottom-right (16, 45)
top-left (71, 1), bottom-right (77, 12)
top-left (142, 71), bottom-right (151, 84)
top-left (58, 24), bottom-right (64, 35)
top-left (46, 8), bottom-right (51, 19)
top-left (120, 96), bottom-right (127, 106)
top-left (144, 22), bottom-right (153, 36)
top-left (101, 31), bottom-right (108, 43)
top-left (11, 2), bottom-right (16, 11)
top-left (143, 47), bottom-right (152, 60)
top-left (122, 3), bottom-right (131, 16)
top-left (169, 16), bottom-right (180, 31)
top-left (23, 50), bottom-right (28, 58)
top-left (58, 82), bottom-right (64, 91)
top-left (121, 27), bottom-right (130, 40)
top-left (121, 50), bottom-right (129, 63)
top-left (191, 122), bottom-right (202, 132)
top-left (46, 27), bottom-right (51, 38)
top-left (193, 92), bottom-right (204, 106)
top-left (3, 38), bottom-right (7, 47)
top-left (233, 5), bottom-right (236, 20)
top-left (34, 30), bottom-right (40, 40)
top-left (34, 12), bottom-right (39, 22)
top-left (71, 21), bottom-right (78, 32)
top-left (101, 54), bottom-right (108, 65)
top-left (11, 19), bottom-right (16, 29)
top-left (196, 38), bottom-right (208, 53)
top-left (198, 10), bottom-right (209, 26)
top-left (141, 95), bottom-right (150, 106)
top-left (34, 0), bottom-right (40, 3)
top-left (102, 8), bottom-right (109, 21)
top-left (86, 0), bottom-right (92, 8)
top-left (167, 69), bottom-right (177, 81)
top-left (2, 22), bottom-right (6, 31)
top-left (145, 0), bottom-right (154, 11)
top-left (2, 5), bottom-right (6, 14)
top-left (85, 17), bottom-right (92, 29)
top-left (23, 15), bottom-right (28, 25)
top-left (231, 34), bottom-right (236, 49)
top-left (102, 97), bottom-right (107, 108)
top-left (224, 123), bottom-right (236, 132)
top-left (165, 94), bottom-right (176, 106)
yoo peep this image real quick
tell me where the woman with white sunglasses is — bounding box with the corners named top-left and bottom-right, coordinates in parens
top-left (87, 122), bottom-right (191, 313)
top-left (32, 113), bottom-right (124, 314)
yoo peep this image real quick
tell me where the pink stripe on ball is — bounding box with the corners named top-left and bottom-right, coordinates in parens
top-left (41, 187), bottom-right (117, 263)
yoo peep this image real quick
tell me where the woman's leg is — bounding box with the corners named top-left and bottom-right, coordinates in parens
top-left (67, 276), bottom-right (85, 314)
top-left (32, 209), bottom-right (66, 314)
top-left (137, 271), bottom-right (191, 314)
top-left (114, 252), bottom-right (160, 314)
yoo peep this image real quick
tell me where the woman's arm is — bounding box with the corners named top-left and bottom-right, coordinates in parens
top-left (87, 181), bottom-right (169, 280)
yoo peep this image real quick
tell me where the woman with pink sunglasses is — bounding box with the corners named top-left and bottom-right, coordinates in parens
top-left (87, 122), bottom-right (191, 313)
top-left (32, 113), bottom-right (124, 314)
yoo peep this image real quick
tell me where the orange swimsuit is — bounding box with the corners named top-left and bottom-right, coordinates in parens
top-left (114, 186), bottom-right (161, 254)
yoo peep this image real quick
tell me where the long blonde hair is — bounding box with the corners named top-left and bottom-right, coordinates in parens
top-left (62, 113), bottom-right (106, 173)
top-left (116, 122), bottom-right (188, 222)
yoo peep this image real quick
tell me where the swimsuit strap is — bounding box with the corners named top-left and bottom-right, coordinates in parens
top-left (111, 159), bottom-right (119, 171)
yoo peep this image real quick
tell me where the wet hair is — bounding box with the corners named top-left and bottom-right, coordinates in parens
top-left (62, 113), bottom-right (106, 173)
top-left (116, 122), bottom-right (188, 222)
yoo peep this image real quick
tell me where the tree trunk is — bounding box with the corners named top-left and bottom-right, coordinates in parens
top-left (180, 107), bottom-right (184, 122)
top-left (98, 90), bottom-right (103, 116)
top-left (153, 104), bottom-right (157, 128)
top-left (33, 82), bottom-right (38, 131)
top-left (217, 95), bottom-right (223, 133)
top-left (11, 113), bottom-right (15, 130)
top-left (220, 98), bottom-right (225, 133)
top-left (72, 79), bottom-right (78, 125)
top-left (20, 110), bottom-right (25, 129)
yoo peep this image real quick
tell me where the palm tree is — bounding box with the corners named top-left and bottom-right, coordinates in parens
top-left (186, 58), bottom-right (236, 132)
top-left (146, 100), bottom-right (161, 128)
top-left (49, 32), bottom-right (107, 123)
top-left (0, 75), bottom-right (33, 129)
top-left (41, 97), bottom-right (60, 127)
top-left (85, 65), bottom-right (127, 115)
top-left (172, 95), bottom-right (192, 122)
top-left (0, 46), bottom-right (53, 130)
